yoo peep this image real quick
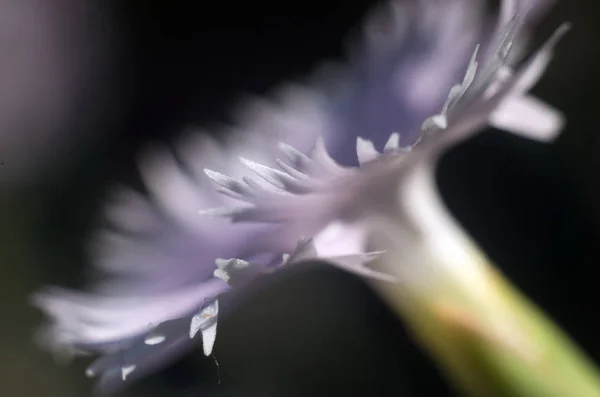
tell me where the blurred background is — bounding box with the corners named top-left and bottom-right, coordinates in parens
top-left (1, 0), bottom-right (599, 396)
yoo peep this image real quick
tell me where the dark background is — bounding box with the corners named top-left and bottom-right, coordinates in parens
top-left (1, 0), bottom-right (599, 396)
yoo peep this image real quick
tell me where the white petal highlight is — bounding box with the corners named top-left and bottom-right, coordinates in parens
top-left (490, 94), bottom-right (564, 142)
top-left (144, 334), bottom-right (166, 345)
top-left (356, 137), bottom-right (379, 165)
top-left (121, 365), bottom-right (136, 381)
top-left (189, 299), bottom-right (219, 351)
top-left (202, 323), bottom-right (218, 357)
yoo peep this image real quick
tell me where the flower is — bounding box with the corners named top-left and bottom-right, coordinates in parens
top-left (198, 12), bottom-right (600, 397)
top-left (31, 0), bottom-right (565, 394)
top-left (199, 8), bottom-right (570, 297)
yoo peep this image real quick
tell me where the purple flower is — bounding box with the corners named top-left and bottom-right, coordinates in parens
top-left (31, 0), bottom-right (566, 393)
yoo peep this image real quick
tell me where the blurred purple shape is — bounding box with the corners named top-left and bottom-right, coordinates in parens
top-left (0, 0), bottom-right (112, 187)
